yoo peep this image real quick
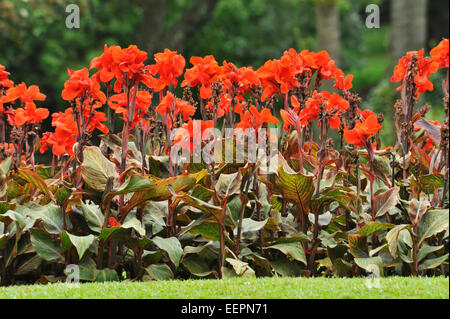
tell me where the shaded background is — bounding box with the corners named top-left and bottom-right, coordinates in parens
top-left (0, 0), bottom-right (448, 146)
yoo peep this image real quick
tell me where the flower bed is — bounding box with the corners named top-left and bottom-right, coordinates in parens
top-left (0, 40), bottom-right (448, 286)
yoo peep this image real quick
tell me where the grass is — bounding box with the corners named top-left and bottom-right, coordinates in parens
top-left (0, 276), bottom-right (448, 299)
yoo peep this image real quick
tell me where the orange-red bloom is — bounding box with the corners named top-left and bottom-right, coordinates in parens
top-left (236, 106), bottom-right (279, 131)
top-left (108, 217), bottom-right (121, 227)
top-left (10, 102), bottom-right (49, 127)
top-left (0, 64), bottom-right (14, 89)
top-left (391, 49), bottom-right (439, 99)
top-left (181, 55), bottom-right (221, 99)
top-left (430, 39), bottom-right (449, 69)
top-left (40, 108), bottom-right (78, 156)
top-left (62, 68), bottom-right (106, 103)
top-left (109, 89), bottom-right (152, 129)
top-left (147, 49), bottom-right (186, 92)
top-left (343, 114), bottom-right (382, 147)
top-left (1, 82), bottom-right (46, 107)
top-left (155, 92), bottom-right (196, 129)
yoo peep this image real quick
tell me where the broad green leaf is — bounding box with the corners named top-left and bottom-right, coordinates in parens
top-left (225, 258), bottom-right (255, 277)
top-left (0, 233), bottom-right (8, 250)
top-left (348, 234), bottom-right (368, 258)
top-left (102, 174), bottom-right (155, 206)
top-left (80, 201), bottom-right (104, 233)
top-left (17, 168), bottom-right (55, 201)
top-left (419, 174), bottom-right (444, 188)
top-left (122, 216), bottom-right (146, 237)
top-left (354, 256), bottom-right (384, 277)
top-left (170, 187), bottom-right (222, 222)
top-left (374, 187), bottom-right (399, 218)
top-left (152, 236), bottom-right (183, 268)
top-left (81, 146), bottom-right (119, 192)
top-left (233, 218), bottom-right (268, 236)
top-left (0, 157), bottom-right (12, 175)
top-left (182, 254), bottom-right (214, 277)
top-left (215, 172), bottom-right (242, 199)
top-left (25, 203), bottom-right (64, 234)
top-left (60, 231), bottom-right (95, 260)
top-left (417, 209), bottom-right (449, 247)
top-left (123, 174), bottom-right (199, 215)
top-left (419, 254), bottom-right (448, 271)
top-left (265, 242), bottom-right (307, 265)
top-left (30, 228), bottom-right (64, 262)
top-left (357, 222), bottom-right (394, 237)
top-left (386, 224), bottom-right (410, 257)
top-left (95, 268), bottom-right (119, 282)
top-left (276, 166), bottom-right (314, 217)
top-left (145, 264), bottom-right (174, 280)
top-left (188, 219), bottom-right (221, 241)
top-left (270, 257), bottom-right (303, 277)
top-left (15, 255), bottom-right (43, 276)
top-left (418, 244), bottom-right (444, 263)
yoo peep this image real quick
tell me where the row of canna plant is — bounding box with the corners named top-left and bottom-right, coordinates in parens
top-left (0, 39), bottom-right (448, 285)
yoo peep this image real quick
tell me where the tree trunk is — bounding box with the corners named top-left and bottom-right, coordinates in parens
top-left (391, 0), bottom-right (428, 62)
top-left (136, 0), bottom-right (219, 56)
top-left (316, 0), bottom-right (341, 66)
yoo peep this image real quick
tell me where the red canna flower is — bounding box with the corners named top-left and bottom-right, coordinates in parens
top-left (109, 89), bottom-right (152, 129)
top-left (108, 217), bottom-right (121, 227)
top-left (236, 106), bottom-right (279, 131)
top-left (298, 91), bottom-right (348, 128)
top-left (62, 68), bottom-right (106, 103)
top-left (175, 118), bottom-right (215, 152)
top-left (358, 109), bottom-right (376, 120)
top-left (155, 92), bottom-right (196, 129)
top-left (40, 108), bottom-right (78, 156)
top-left (343, 114), bottom-right (382, 147)
top-left (334, 72), bottom-right (353, 91)
top-left (0, 64), bottom-right (14, 90)
top-left (1, 82), bottom-right (46, 107)
top-left (147, 49), bottom-right (186, 92)
top-left (430, 39), bottom-right (449, 69)
top-left (391, 49), bottom-right (439, 99)
top-left (220, 62), bottom-right (260, 96)
top-left (181, 55), bottom-right (221, 99)
top-left (9, 102), bottom-right (49, 127)
top-left (90, 44), bottom-right (119, 83)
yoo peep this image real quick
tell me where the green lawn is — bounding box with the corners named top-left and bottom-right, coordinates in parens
top-left (0, 277), bottom-right (448, 299)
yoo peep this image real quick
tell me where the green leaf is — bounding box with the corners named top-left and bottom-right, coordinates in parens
top-left (152, 236), bottom-right (183, 268)
top-left (348, 234), bottom-right (368, 258)
top-left (170, 187), bottom-right (223, 222)
top-left (236, 218), bottom-right (268, 235)
top-left (354, 257), bottom-right (384, 277)
top-left (15, 255), bottom-right (43, 276)
top-left (356, 222), bottom-right (394, 237)
top-left (25, 203), bottom-right (64, 234)
top-left (102, 174), bottom-right (155, 207)
top-left (123, 174), bottom-right (199, 215)
top-left (0, 157), bottom-right (12, 175)
top-left (60, 231), bottom-right (95, 260)
top-left (68, 257), bottom-right (119, 282)
top-left (30, 228), bottom-right (64, 262)
top-left (386, 224), bottom-right (410, 257)
top-left (215, 172), bottom-right (242, 199)
top-left (80, 201), bottom-right (104, 233)
top-left (225, 258), bottom-right (255, 277)
top-left (419, 254), bottom-right (448, 271)
top-left (417, 209), bottom-right (449, 247)
top-left (270, 257), bottom-right (303, 277)
top-left (265, 242), bottom-right (307, 265)
top-left (17, 168), bottom-right (55, 201)
top-left (95, 268), bottom-right (119, 282)
top-left (188, 219), bottom-right (220, 241)
top-left (374, 187), bottom-right (399, 218)
top-left (277, 166), bottom-right (314, 217)
top-left (0, 233), bottom-right (8, 250)
top-left (418, 244), bottom-right (444, 263)
top-left (182, 254), bottom-right (214, 277)
top-left (145, 264), bottom-right (174, 281)
top-left (419, 174), bottom-right (444, 188)
top-left (81, 146), bottom-right (119, 192)
top-left (121, 216), bottom-right (146, 237)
